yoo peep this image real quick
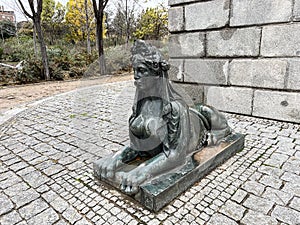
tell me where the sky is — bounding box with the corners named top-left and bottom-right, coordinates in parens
top-left (0, 0), bottom-right (166, 22)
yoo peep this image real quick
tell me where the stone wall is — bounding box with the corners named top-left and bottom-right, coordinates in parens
top-left (168, 0), bottom-right (300, 123)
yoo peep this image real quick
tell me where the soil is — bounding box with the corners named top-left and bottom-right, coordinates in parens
top-left (0, 74), bottom-right (133, 113)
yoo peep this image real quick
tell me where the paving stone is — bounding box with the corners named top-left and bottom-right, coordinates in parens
top-left (243, 195), bottom-right (274, 214)
top-left (9, 161), bottom-right (29, 172)
top-left (0, 210), bottom-right (22, 225)
top-left (282, 181), bottom-right (300, 197)
top-left (54, 220), bottom-right (69, 225)
top-left (289, 196), bottom-right (300, 211)
top-left (62, 206), bottom-right (82, 224)
top-left (74, 218), bottom-right (93, 225)
top-left (23, 170), bottom-right (50, 188)
top-left (42, 190), bottom-right (59, 202)
top-left (275, 143), bottom-right (297, 156)
top-left (231, 189), bottom-right (247, 203)
top-left (219, 200), bottom-right (246, 221)
top-left (272, 205), bottom-right (300, 224)
top-left (42, 163), bottom-right (64, 176)
top-left (258, 165), bottom-right (283, 178)
top-left (281, 171), bottom-right (300, 183)
top-left (282, 157), bottom-right (300, 174)
top-left (207, 213), bottom-right (238, 225)
top-left (259, 175), bottom-right (283, 189)
top-left (0, 193), bottom-right (14, 216)
top-left (241, 209), bottom-right (278, 225)
top-left (15, 221), bottom-right (27, 225)
top-left (11, 188), bottom-right (40, 209)
top-left (27, 208), bottom-right (59, 225)
top-left (0, 172), bottom-right (22, 189)
top-left (242, 180), bottom-right (265, 196)
top-left (262, 187), bottom-right (293, 206)
top-left (19, 198), bottom-right (49, 220)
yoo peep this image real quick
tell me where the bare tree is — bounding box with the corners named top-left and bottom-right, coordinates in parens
top-left (91, 0), bottom-right (109, 75)
top-left (17, 0), bottom-right (50, 80)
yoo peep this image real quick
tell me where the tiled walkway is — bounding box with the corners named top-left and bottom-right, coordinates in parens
top-left (0, 81), bottom-right (299, 224)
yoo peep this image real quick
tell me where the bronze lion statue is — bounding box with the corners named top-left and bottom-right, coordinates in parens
top-left (94, 40), bottom-right (232, 194)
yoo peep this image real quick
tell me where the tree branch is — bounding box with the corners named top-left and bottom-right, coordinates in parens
top-left (37, 0), bottom-right (43, 17)
top-left (28, 0), bottom-right (36, 17)
top-left (91, 0), bottom-right (99, 18)
top-left (17, 0), bottom-right (33, 19)
top-left (104, 0), bottom-right (109, 9)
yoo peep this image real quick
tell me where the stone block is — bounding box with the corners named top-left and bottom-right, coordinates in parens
top-left (169, 0), bottom-right (203, 6)
top-left (253, 90), bottom-right (300, 123)
top-left (287, 59), bottom-right (300, 90)
top-left (168, 7), bottom-right (184, 32)
top-left (169, 33), bottom-right (205, 57)
top-left (230, 0), bottom-right (292, 26)
top-left (294, 0), bottom-right (300, 20)
top-left (207, 28), bottom-right (261, 57)
top-left (229, 59), bottom-right (287, 89)
top-left (173, 83), bottom-right (204, 106)
top-left (206, 87), bottom-right (253, 115)
top-left (169, 59), bottom-right (184, 82)
top-left (185, 0), bottom-right (230, 31)
top-left (184, 59), bottom-right (229, 85)
top-left (261, 23), bottom-right (300, 56)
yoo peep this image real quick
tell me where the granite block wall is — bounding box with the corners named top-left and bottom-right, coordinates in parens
top-left (168, 0), bottom-right (300, 123)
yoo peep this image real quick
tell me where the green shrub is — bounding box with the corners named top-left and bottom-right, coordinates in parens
top-left (0, 47), bottom-right (3, 60)
top-left (0, 67), bottom-right (17, 84)
top-left (105, 44), bottom-right (132, 74)
top-left (1, 36), bottom-right (35, 62)
top-left (16, 58), bottom-right (43, 84)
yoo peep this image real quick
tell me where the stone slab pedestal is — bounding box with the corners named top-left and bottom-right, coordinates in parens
top-left (94, 133), bottom-right (245, 212)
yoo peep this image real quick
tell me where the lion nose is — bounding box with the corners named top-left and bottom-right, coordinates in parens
top-left (134, 71), bottom-right (141, 80)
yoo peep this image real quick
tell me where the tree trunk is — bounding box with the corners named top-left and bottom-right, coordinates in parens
top-left (92, 0), bottom-right (108, 75)
top-left (33, 25), bottom-right (38, 57)
top-left (85, 0), bottom-right (91, 54)
top-left (96, 16), bottom-right (106, 75)
top-left (125, 0), bottom-right (129, 44)
top-left (34, 19), bottom-right (50, 80)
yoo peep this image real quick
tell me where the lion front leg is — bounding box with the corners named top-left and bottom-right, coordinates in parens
top-left (119, 150), bottom-right (186, 194)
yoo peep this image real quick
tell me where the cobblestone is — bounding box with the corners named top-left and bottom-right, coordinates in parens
top-left (219, 200), bottom-right (246, 221)
top-left (262, 187), bottom-right (293, 205)
top-left (272, 205), bottom-right (300, 224)
top-left (0, 210), bottom-right (22, 225)
top-left (0, 193), bottom-right (14, 215)
top-left (0, 81), bottom-right (299, 224)
top-left (243, 195), bottom-right (274, 214)
top-left (19, 198), bottom-right (49, 220)
top-left (241, 210), bottom-right (278, 225)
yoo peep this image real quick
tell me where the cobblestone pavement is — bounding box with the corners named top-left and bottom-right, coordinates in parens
top-left (1, 81), bottom-right (300, 225)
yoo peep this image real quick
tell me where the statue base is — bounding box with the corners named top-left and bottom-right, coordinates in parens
top-left (94, 133), bottom-right (244, 212)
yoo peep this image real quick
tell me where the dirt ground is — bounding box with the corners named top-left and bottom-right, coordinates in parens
top-left (0, 74), bottom-right (133, 112)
